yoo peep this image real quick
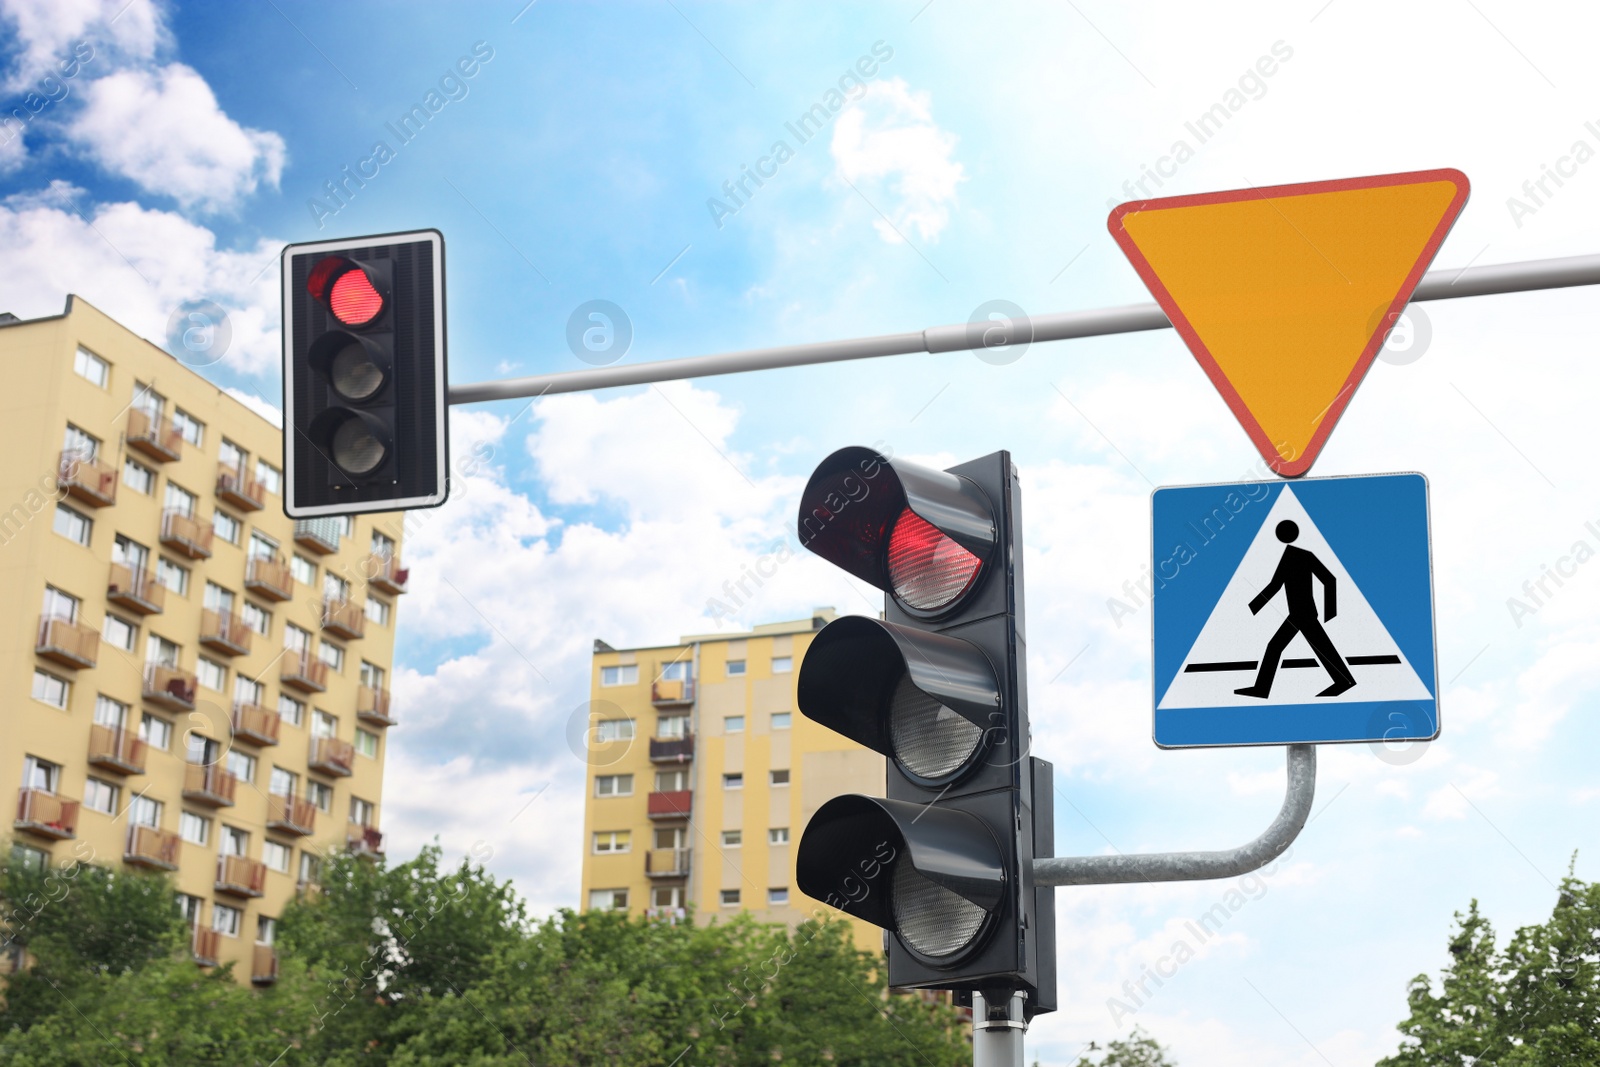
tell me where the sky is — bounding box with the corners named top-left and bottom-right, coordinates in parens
top-left (2, 1), bottom-right (1598, 1063)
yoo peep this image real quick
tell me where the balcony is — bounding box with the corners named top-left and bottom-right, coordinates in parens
top-left (649, 735), bottom-right (695, 764)
top-left (216, 854), bottom-right (266, 898)
top-left (309, 737), bottom-right (354, 778)
top-left (192, 926), bottom-right (221, 967)
top-left (321, 598), bottom-right (365, 640)
top-left (647, 790), bottom-right (692, 820)
top-left (651, 678), bottom-right (696, 706)
top-left (347, 824), bottom-right (384, 858)
top-left (369, 554), bottom-right (409, 595)
top-left (124, 824), bottom-right (180, 871)
top-left (127, 408), bottom-right (182, 462)
top-left (59, 450), bottom-right (117, 507)
top-left (182, 763), bottom-right (237, 807)
top-left (266, 793), bottom-right (316, 836)
top-left (294, 518), bottom-right (340, 555)
top-left (35, 615), bottom-right (99, 669)
top-left (15, 788), bottom-right (78, 840)
top-left (252, 944), bottom-right (279, 985)
top-left (216, 462), bottom-right (265, 511)
top-left (160, 509), bottom-right (213, 559)
top-left (280, 650), bottom-right (328, 693)
top-left (143, 663), bottom-right (197, 710)
top-left (645, 848), bottom-right (691, 878)
top-left (245, 556), bottom-right (293, 602)
top-left (108, 562), bottom-right (164, 615)
top-left (232, 702), bottom-right (281, 746)
top-left (200, 609), bottom-right (252, 656)
top-left (356, 685), bottom-right (395, 727)
top-left (88, 724), bottom-right (146, 775)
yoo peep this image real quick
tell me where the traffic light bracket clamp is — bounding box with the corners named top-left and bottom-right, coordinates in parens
top-left (1031, 743), bottom-right (1316, 887)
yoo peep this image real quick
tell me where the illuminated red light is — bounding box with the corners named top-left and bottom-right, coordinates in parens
top-left (328, 269), bottom-right (384, 326)
top-left (886, 507), bottom-right (981, 611)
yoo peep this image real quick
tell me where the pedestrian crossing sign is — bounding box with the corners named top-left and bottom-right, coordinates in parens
top-left (1151, 473), bottom-right (1439, 748)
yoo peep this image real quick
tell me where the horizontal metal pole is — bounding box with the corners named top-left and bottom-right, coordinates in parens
top-left (446, 252), bottom-right (1600, 405)
top-left (1032, 743), bottom-right (1316, 887)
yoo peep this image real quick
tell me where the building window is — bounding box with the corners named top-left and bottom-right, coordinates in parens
top-left (589, 888), bottom-right (628, 911)
top-left (32, 669), bottom-right (68, 708)
top-left (41, 585), bottom-right (80, 622)
top-left (599, 664), bottom-right (638, 687)
top-left (257, 915), bottom-right (278, 944)
top-left (242, 602), bottom-right (271, 636)
top-left (63, 424), bottom-right (100, 462)
top-left (176, 893), bottom-right (203, 928)
top-left (657, 714), bottom-right (689, 739)
top-left (298, 852), bottom-right (321, 886)
top-left (123, 458), bottom-right (155, 495)
top-left (269, 767), bottom-right (297, 797)
top-left (313, 710), bottom-right (337, 739)
top-left (659, 660), bottom-right (689, 681)
top-left (595, 774), bottom-right (633, 797)
top-left (317, 640), bottom-right (344, 672)
top-left (197, 657), bottom-right (227, 692)
top-left (22, 756), bottom-right (60, 792)
top-left (720, 830), bottom-right (741, 848)
top-left (595, 718), bottom-right (634, 742)
top-left (12, 844), bottom-right (47, 872)
top-left (767, 887), bottom-right (789, 906)
top-left (218, 439), bottom-right (245, 471)
top-left (156, 558), bottom-right (189, 596)
top-left (359, 661), bottom-right (385, 689)
top-left (164, 482), bottom-right (197, 518)
top-left (307, 781), bottom-right (333, 812)
top-left (720, 889), bottom-right (740, 907)
top-left (290, 555), bottom-right (317, 586)
top-left (225, 750), bottom-right (256, 784)
top-left (248, 531), bottom-right (278, 559)
top-left (74, 346), bottom-right (109, 387)
top-left (263, 840), bottom-right (291, 873)
top-left (140, 714), bottom-right (173, 750)
top-left (726, 659), bottom-right (746, 677)
top-left (129, 795), bottom-right (162, 828)
top-left (212, 904), bottom-right (242, 938)
top-left (234, 675), bottom-right (264, 707)
top-left (278, 695), bottom-right (304, 728)
top-left (220, 825), bottom-right (249, 856)
top-left (592, 830), bottom-right (631, 854)
top-left (723, 773), bottom-right (743, 790)
top-left (180, 811), bottom-right (210, 845)
top-left (768, 827), bottom-right (790, 845)
top-left (323, 573), bottom-right (350, 602)
top-left (255, 460), bottom-right (281, 496)
top-left (772, 656), bottom-right (793, 673)
top-left (652, 886), bottom-right (684, 909)
top-left (102, 614), bottom-right (137, 652)
top-left (284, 623), bottom-right (312, 653)
top-left (364, 597), bottom-right (390, 626)
top-left (53, 503), bottom-right (91, 545)
top-left (655, 827), bottom-right (686, 850)
top-left (132, 382), bottom-right (163, 420)
top-left (771, 713), bottom-right (792, 730)
top-left (93, 695), bottom-right (129, 729)
top-left (355, 729), bottom-right (379, 758)
top-left (212, 510), bottom-right (241, 545)
top-left (83, 777), bottom-right (119, 814)
top-left (172, 408), bottom-right (204, 446)
top-left (724, 715), bottom-right (744, 733)
top-left (770, 769), bottom-right (790, 786)
top-left (146, 634), bottom-right (180, 668)
top-left (655, 769), bottom-right (689, 792)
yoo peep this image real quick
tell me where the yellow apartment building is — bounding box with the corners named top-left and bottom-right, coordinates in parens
top-left (0, 296), bottom-right (407, 983)
top-left (580, 609), bottom-right (884, 950)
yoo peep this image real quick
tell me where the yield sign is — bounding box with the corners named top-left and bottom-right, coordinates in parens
top-left (1109, 170), bottom-right (1470, 476)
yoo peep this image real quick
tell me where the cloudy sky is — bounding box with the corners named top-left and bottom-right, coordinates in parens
top-left (4, 1), bottom-right (1598, 1062)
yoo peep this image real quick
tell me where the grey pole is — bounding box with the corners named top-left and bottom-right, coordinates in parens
top-left (446, 252), bottom-right (1600, 405)
top-left (1033, 744), bottom-right (1316, 887)
top-left (971, 989), bottom-right (1027, 1067)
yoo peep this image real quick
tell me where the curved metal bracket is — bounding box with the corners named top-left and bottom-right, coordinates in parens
top-left (1032, 744), bottom-right (1316, 887)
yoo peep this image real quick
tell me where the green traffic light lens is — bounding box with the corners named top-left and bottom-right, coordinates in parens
top-left (330, 415), bottom-right (387, 475)
top-left (892, 860), bottom-right (987, 958)
top-left (888, 673), bottom-right (983, 780)
top-left (329, 341), bottom-right (386, 401)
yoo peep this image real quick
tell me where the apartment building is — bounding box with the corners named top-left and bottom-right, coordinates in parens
top-left (580, 608), bottom-right (884, 950)
top-left (0, 296), bottom-right (407, 983)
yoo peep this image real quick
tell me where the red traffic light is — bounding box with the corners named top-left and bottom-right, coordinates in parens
top-left (306, 256), bottom-right (386, 327)
top-left (887, 506), bottom-right (982, 611)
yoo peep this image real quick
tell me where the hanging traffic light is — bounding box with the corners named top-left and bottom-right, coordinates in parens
top-left (793, 446), bottom-right (1056, 1017)
top-left (282, 230), bottom-right (449, 517)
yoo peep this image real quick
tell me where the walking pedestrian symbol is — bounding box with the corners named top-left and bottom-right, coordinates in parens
top-left (1150, 473), bottom-right (1439, 748)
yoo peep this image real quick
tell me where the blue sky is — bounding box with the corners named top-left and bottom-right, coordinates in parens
top-left (4, 1), bottom-right (1599, 1063)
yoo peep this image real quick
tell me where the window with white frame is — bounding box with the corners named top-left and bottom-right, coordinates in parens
top-left (93, 695), bottom-right (128, 728)
top-left (768, 827), bottom-right (790, 845)
top-left (234, 675), bottom-right (264, 707)
top-left (172, 408), bottom-right (203, 446)
top-left (595, 774), bottom-right (633, 797)
top-left (248, 531), bottom-right (278, 560)
top-left (269, 767), bottom-right (297, 797)
top-left (113, 534), bottom-right (149, 570)
top-left (655, 769), bottom-right (689, 791)
top-left (242, 602), bottom-right (271, 636)
top-left (203, 582), bottom-right (234, 615)
top-left (255, 459), bottom-right (281, 496)
top-left (723, 773), bottom-right (743, 790)
top-left (313, 710), bottom-right (337, 738)
top-left (349, 796), bottom-right (375, 826)
top-left (212, 903), bottom-right (242, 937)
top-left (41, 585), bottom-right (79, 622)
top-left (132, 382), bottom-right (163, 419)
top-left (355, 729), bottom-right (379, 758)
top-left (22, 756), bottom-right (60, 792)
top-left (359, 660), bottom-right (385, 688)
top-left (299, 851), bottom-right (322, 885)
top-left (83, 777), bottom-right (118, 814)
top-left (263, 840), bottom-right (291, 873)
top-left (74, 346), bottom-right (109, 387)
top-left (364, 597), bottom-right (390, 626)
top-left (726, 659), bottom-right (746, 676)
top-left (284, 623), bottom-right (311, 653)
top-left (212, 510), bottom-right (241, 544)
top-left (180, 811), bottom-right (210, 845)
top-left (163, 482), bottom-right (196, 518)
top-left (32, 669), bottom-right (68, 708)
top-left (771, 712), bottom-right (792, 730)
top-left (317, 640), bottom-right (344, 672)
top-left (323, 573), bottom-right (350, 602)
top-left (589, 888), bottom-right (628, 911)
top-left (155, 557), bottom-right (189, 595)
top-left (767, 887), bottom-right (789, 906)
top-left (724, 715), bottom-right (744, 733)
top-left (769, 769), bottom-right (790, 786)
top-left (220, 825), bottom-right (248, 856)
top-left (257, 915), bottom-right (278, 944)
top-left (53, 503), bottom-right (91, 545)
top-left (290, 555), bottom-right (317, 585)
top-left (658, 660), bottom-right (689, 681)
top-left (225, 749), bottom-right (256, 784)
top-left (599, 664), bottom-right (638, 687)
top-left (720, 889), bottom-right (741, 906)
top-left (772, 656), bottom-right (793, 673)
top-left (307, 780), bottom-right (333, 812)
top-left (146, 633), bottom-right (179, 667)
top-left (177, 893), bottom-right (203, 928)
top-left (218, 439), bottom-right (245, 471)
top-left (657, 714), bottom-right (689, 739)
top-left (652, 885), bottom-right (684, 909)
top-left (102, 613), bottom-right (136, 652)
top-left (62, 424), bottom-right (99, 461)
top-left (123, 458), bottom-right (155, 495)
top-left (371, 531), bottom-right (396, 558)
top-left (140, 714), bottom-right (172, 750)
top-left (595, 718), bottom-right (634, 742)
top-left (720, 830), bottom-right (741, 847)
top-left (278, 694), bottom-right (304, 727)
top-left (196, 657), bottom-right (226, 692)
top-left (592, 830), bottom-right (630, 853)
top-left (129, 795), bottom-right (162, 828)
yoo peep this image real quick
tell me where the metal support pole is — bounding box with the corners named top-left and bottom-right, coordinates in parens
top-left (1033, 743), bottom-right (1316, 887)
top-left (971, 989), bottom-right (1027, 1067)
top-left (446, 253), bottom-right (1600, 405)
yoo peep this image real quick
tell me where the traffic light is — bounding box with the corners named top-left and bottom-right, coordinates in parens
top-left (793, 446), bottom-right (1056, 1017)
top-left (281, 230), bottom-right (449, 517)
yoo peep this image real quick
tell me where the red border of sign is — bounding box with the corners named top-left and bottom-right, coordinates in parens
top-left (1107, 169), bottom-right (1470, 477)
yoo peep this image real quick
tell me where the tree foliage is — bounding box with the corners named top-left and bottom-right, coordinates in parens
top-left (1066, 1026), bottom-right (1180, 1066)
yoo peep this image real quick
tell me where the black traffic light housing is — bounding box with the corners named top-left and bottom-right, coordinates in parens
top-left (282, 229), bottom-right (448, 517)
top-left (794, 446), bottom-right (1056, 1017)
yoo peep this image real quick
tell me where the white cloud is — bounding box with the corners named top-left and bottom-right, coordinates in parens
top-left (1423, 767), bottom-right (1502, 820)
top-left (69, 64), bottom-right (286, 211)
top-left (830, 78), bottom-right (966, 244)
top-left (0, 0), bottom-right (162, 90)
top-left (224, 387), bottom-right (282, 427)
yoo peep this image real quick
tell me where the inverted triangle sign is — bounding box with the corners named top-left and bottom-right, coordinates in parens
top-left (1109, 169), bottom-right (1470, 476)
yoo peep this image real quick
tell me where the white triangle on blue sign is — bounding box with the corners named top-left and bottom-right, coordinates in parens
top-left (1157, 485), bottom-right (1432, 710)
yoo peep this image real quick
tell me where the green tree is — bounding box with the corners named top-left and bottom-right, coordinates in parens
top-left (1068, 1026), bottom-right (1180, 1066)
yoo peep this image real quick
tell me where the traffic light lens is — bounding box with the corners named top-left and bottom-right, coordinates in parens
top-left (329, 341), bottom-right (386, 401)
top-left (887, 507), bottom-right (981, 611)
top-left (330, 415), bottom-right (387, 475)
top-left (889, 674), bottom-right (983, 779)
top-left (329, 269), bottom-right (384, 326)
top-left (892, 861), bottom-right (987, 958)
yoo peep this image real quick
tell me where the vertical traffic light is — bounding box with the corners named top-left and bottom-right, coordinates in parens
top-left (281, 230), bottom-right (448, 517)
top-left (793, 446), bottom-right (1055, 1017)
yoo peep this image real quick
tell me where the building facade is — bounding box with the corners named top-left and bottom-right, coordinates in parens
top-left (1, 297), bottom-right (406, 983)
top-left (580, 608), bottom-right (884, 949)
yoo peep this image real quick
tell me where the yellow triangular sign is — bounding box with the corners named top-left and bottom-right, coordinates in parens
top-left (1109, 170), bottom-right (1469, 476)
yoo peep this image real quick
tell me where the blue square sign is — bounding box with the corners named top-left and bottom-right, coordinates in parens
top-left (1151, 473), bottom-right (1439, 748)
